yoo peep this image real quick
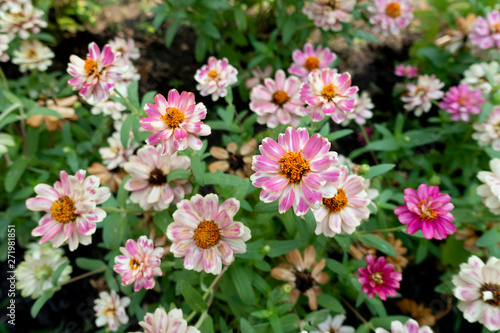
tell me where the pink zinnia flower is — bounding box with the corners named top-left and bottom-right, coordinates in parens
top-left (113, 236), bottom-right (164, 292)
top-left (137, 308), bottom-right (200, 333)
top-left (341, 91), bottom-right (374, 126)
top-left (288, 43), bottom-right (337, 82)
top-left (368, 0), bottom-right (413, 35)
top-left (303, 0), bottom-right (355, 32)
top-left (358, 255), bottom-right (402, 301)
top-left (394, 64), bottom-right (418, 78)
top-left (394, 184), bottom-right (456, 240)
top-left (26, 170), bottom-right (111, 251)
top-left (473, 106), bottom-right (500, 151)
top-left (94, 290), bottom-right (130, 332)
top-left (469, 10), bottom-right (500, 49)
top-left (67, 42), bottom-right (122, 105)
top-left (300, 68), bottom-right (359, 123)
top-left (251, 126), bottom-right (342, 216)
top-left (140, 90), bottom-right (211, 155)
top-left (249, 70), bottom-right (304, 128)
top-left (439, 84), bottom-right (485, 121)
top-left (124, 145), bottom-right (192, 211)
top-left (194, 56), bottom-right (238, 101)
top-left (108, 37), bottom-right (140, 65)
top-left (375, 319), bottom-right (432, 333)
top-left (245, 65), bottom-right (273, 90)
top-left (452, 255), bottom-right (500, 331)
top-left (167, 194), bottom-right (251, 275)
top-left (402, 74), bottom-right (444, 117)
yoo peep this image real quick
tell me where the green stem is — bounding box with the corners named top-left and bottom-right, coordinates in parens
top-left (359, 124), bottom-right (379, 165)
top-left (358, 225), bottom-right (406, 234)
top-left (0, 66), bottom-right (9, 91)
top-left (18, 104), bottom-right (28, 157)
top-left (194, 310), bottom-right (208, 329)
top-left (115, 89), bottom-right (138, 115)
top-left (61, 267), bottom-right (106, 286)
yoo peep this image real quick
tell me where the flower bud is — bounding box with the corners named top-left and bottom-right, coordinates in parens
top-left (282, 283), bottom-right (292, 293)
top-left (358, 164), bottom-right (370, 176)
top-left (429, 174), bottom-right (441, 186)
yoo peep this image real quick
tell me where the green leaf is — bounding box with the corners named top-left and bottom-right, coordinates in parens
top-left (234, 7), bottom-right (247, 31)
top-left (200, 21), bottom-right (221, 39)
top-left (195, 35), bottom-right (207, 63)
top-left (199, 314), bottom-right (214, 333)
top-left (26, 106), bottom-right (64, 119)
top-left (327, 129), bottom-right (353, 141)
top-left (153, 209), bottom-right (173, 233)
top-left (180, 281), bottom-right (208, 312)
top-left (102, 213), bottom-right (126, 250)
top-left (358, 234), bottom-right (397, 257)
top-left (352, 29), bottom-right (379, 43)
top-left (230, 265), bottom-right (256, 305)
top-left (3, 90), bottom-right (22, 105)
top-left (254, 201), bottom-right (278, 213)
top-left (165, 18), bottom-right (181, 48)
top-left (4, 156), bottom-right (29, 193)
top-left (370, 316), bottom-right (411, 329)
top-left (304, 210), bottom-right (316, 233)
top-left (205, 120), bottom-right (240, 133)
top-left (317, 294), bottom-right (345, 313)
top-left (282, 17), bottom-right (295, 44)
top-left (364, 164), bottom-right (395, 179)
top-left (31, 290), bottom-right (55, 318)
top-left (190, 153), bottom-right (205, 186)
top-left (200, 0), bottom-right (231, 10)
top-left (105, 267), bottom-right (119, 291)
top-left (240, 318), bottom-right (257, 333)
top-left (269, 314), bottom-right (283, 333)
top-left (167, 168), bottom-right (191, 183)
top-left (75, 258), bottom-right (107, 271)
top-left (120, 114), bottom-right (137, 148)
top-left (51, 261), bottom-right (70, 287)
top-left (325, 258), bottom-right (350, 277)
top-left (365, 138), bottom-right (400, 151)
top-left (266, 239), bottom-right (305, 257)
top-left (476, 227), bottom-right (500, 247)
top-left (127, 81), bottom-right (140, 110)
top-left (117, 175), bottom-right (130, 208)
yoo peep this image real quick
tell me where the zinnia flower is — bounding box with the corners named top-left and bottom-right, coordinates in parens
top-left (358, 255), bottom-right (402, 300)
top-left (136, 308), bottom-right (200, 333)
top-left (394, 64), bottom-right (418, 78)
top-left (300, 68), bottom-right (359, 123)
top-left (270, 245), bottom-right (329, 310)
top-left (249, 70), bottom-right (304, 128)
top-left (311, 314), bottom-right (354, 333)
top-left (167, 194), bottom-right (251, 275)
top-left (476, 158), bottom-right (500, 215)
top-left (67, 42), bottom-right (122, 105)
top-left (0, 34), bottom-right (11, 62)
top-left (99, 131), bottom-right (138, 170)
top-left (27, 96), bottom-right (78, 131)
top-left (368, 0), bottom-right (414, 35)
top-left (245, 65), bottom-right (273, 90)
top-left (15, 243), bottom-right (72, 299)
top-left (461, 61), bottom-right (500, 95)
top-left (374, 319), bottom-right (432, 333)
top-left (0, 2), bottom-right (47, 39)
top-left (108, 36), bottom-right (140, 65)
top-left (94, 290), bottom-right (130, 332)
top-left (394, 184), bottom-right (455, 240)
top-left (472, 106), bottom-right (500, 151)
top-left (140, 90), bottom-right (211, 155)
top-left (26, 170), bottom-right (111, 251)
top-left (194, 56), bottom-right (238, 101)
top-left (312, 165), bottom-right (371, 237)
top-left (250, 126), bottom-right (342, 216)
top-left (341, 91), bottom-right (374, 126)
top-left (124, 145), bottom-right (192, 211)
top-left (208, 139), bottom-right (257, 178)
top-left (439, 84), bottom-right (484, 121)
top-left (12, 39), bottom-right (53, 72)
top-left (396, 299), bottom-right (437, 327)
top-left (452, 255), bottom-right (500, 331)
top-left (288, 43), bottom-right (337, 82)
top-left (402, 74), bottom-right (444, 117)
top-left (469, 10), bottom-right (500, 49)
top-left (302, 0), bottom-right (355, 32)
top-left (113, 236), bottom-right (164, 292)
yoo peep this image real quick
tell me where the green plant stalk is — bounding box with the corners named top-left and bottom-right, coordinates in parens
top-left (358, 225), bottom-right (406, 234)
top-left (359, 124), bottom-right (380, 165)
top-left (61, 267), bottom-right (106, 286)
top-left (115, 89), bottom-right (138, 115)
top-left (0, 65), bottom-right (9, 91)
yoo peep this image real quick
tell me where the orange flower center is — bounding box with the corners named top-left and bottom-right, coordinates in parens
top-left (385, 2), bottom-right (402, 18)
top-left (129, 258), bottom-right (141, 271)
top-left (418, 200), bottom-right (438, 221)
top-left (51, 196), bottom-right (78, 223)
top-left (304, 56), bottom-right (320, 71)
top-left (272, 90), bottom-right (290, 106)
top-left (279, 151), bottom-right (310, 183)
top-left (193, 221), bottom-right (221, 249)
top-left (84, 58), bottom-right (98, 76)
top-left (103, 307), bottom-right (116, 316)
top-left (322, 84), bottom-right (338, 100)
top-left (493, 23), bottom-right (500, 32)
top-left (27, 49), bottom-right (37, 58)
top-left (323, 189), bottom-right (348, 213)
top-left (160, 107), bottom-right (185, 128)
top-left (370, 272), bottom-right (384, 285)
top-left (208, 70), bottom-right (218, 79)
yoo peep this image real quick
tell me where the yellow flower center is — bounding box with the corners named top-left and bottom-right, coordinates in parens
top-left (272, 90), bottom-right (290, 106)
top-left (385, 2), bottom-right (402, 18)
top-left (323, 189), bottom-right (348, 213)
top-left (84, 58), bottom-right (98, 76)
top-left (193, 221), bottom-right (221, 249)
top-left (418, 200), bottom-right (438, 221)
top-left (104, 307), bottom-right (116, 317)
top-left (322, 84), bottom-right (338, 100)
top-left (370, 271), bottom-right (384, 285)
top-left (129, 258), bottom-right (141, 271)
top-left (27, 49), bottom-right (37, 58)
top-left (279, 151), bottom-right (310, 183)
top-left (304, 56), bottom-right (320, 71)
top-left (160, 107), bottom-right (185, 128)
top-left (493, 23), bottom-right (500, 32)
top-left (208, 70), bottom-right (218, 79)
top-left (51, 196), bottom-right (78, 223)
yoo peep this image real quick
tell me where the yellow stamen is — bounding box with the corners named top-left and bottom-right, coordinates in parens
top-left (51, 196), bottom-right (78, 223)
top-left (323, 189), bottom-right (348, 213)
top-left (279, 151), bottom-right (310, 183)
top-left (193, 221), bottom-right (221, 249)
top-left (322, 83), bottom-right (338, 100)
top-left (129, 258), bottom-right (141, 271)
top-left (385, 2), bottom-right (402, 18)
top-left (418, 199), bottom-right (438, 221)
top-left (208, 70), bottom-right (218, 79)
top-left (304, 56), bottom-right (320, 71)
top-left (370, 272), bottom-right (384, 285)
top-left (272, 90), bottom-right (290, 106)
top-left (160, 107), bottom-right (185, 128)
top-left (84, 58), bottom-right (98, 76)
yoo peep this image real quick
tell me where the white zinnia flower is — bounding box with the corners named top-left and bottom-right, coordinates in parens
top-left (472, 106), bottom-right (500, 151)
top-left (461, 61), bottom-right (500, 96)
top-left (99, 131), bottom-right (138, 170)
top-left (311, 314), bottom-right (355, 333)
top-left (402, 74), bottom-right (444, 117)
top-left (12, 39), bottom-right (54, 72)
top-left (477, 158), bottom-right (500, 215)
top-left (94, 290), bottom-right (130, 332)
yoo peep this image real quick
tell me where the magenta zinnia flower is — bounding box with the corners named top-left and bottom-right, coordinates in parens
top-left (251, 126), bottom-right (342, 216)
top-left (394, 64), bottom-right (418, 78)
top-left (394, 184), bottom-right (455, 240)
top-left (249, 70), bottom-right (304, 128)
top-left (375, 319), bottom-right (432, 333)
top-left (137, 308), bottom-right (200, 333)
top-left (194, 56), bottom-right (238, 101)
top-left (300, 68), bottom-right (358, 123)
top-left (288, 43), bottom-right (337, 82)
top-left (358, 255), bottom-right (402, 301)
top-left (140, 90), bottom-right (211, 155)
top-left (67, 42), bottom-right (122, 105)
top-left (439, 84), bottom-right (484, 122)
top-left (113, 236), bottom-right (164, 292)
top-left (368, 0), bottom-right (413, 35)
top-left (26, 170), bottom-right (110, 251)
top-left (469, 10), bottom-right (500, 49)
top-left (167, 194), bottom-right (251, 275)
top-left (303, 0), bottom-right (355, 32)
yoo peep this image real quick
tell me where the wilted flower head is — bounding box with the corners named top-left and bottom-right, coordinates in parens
top-left (167, 194), bottom-right (251, 275)
top-left (0, 2), bottom-right (47, 39)
top-left (358, 255), bottom-right (402, 301)
top-left (311, 314), bottom-right (354, 333)
top-left (246, 65), bottom-right (273, 90)
top-left (402, 74), bottom-right (444, 117)
top-left (136, 308), bottom-right (200, 333)
top-left (368, 0), bottom-right (413, 35)
top-left (341, 91), bottom-right (374, 126)
top-left (289, 43), bottom-right (337, 82)
top-left (476, 158), bottom-right (500, 215)
top-left (209, 139), bottom-right (257, 178)
top-left (99, 132), bottom-right (138, 170)
top-left (435, 14), bottom-right (477, 54)
top-left (87, 162), bottom-right (127, 193)
top-left (396, 299), bottom-right (437, 327)
top-left (26, 170), bottom-right (111, 251)
top-left (374, 319), bottom-right (432, 333)
top-left (94, 290), bottom-right (130, 332)
top-left (303, 0), bottom-right (355, 32)
top-left (469, 10), bottom-right (500, 49)
top-left (108, 36), bottom-right (140, 65)
top-left (195, 56), bottom-right (238, 101)
top-left (472, 106), bottom-right (500, 151)
top-left (439, 84), bottom-right (484, 121)
top-left (394, 64), bottom-right (418, 78)
top-left (27, 96), bottom-right (78, 131)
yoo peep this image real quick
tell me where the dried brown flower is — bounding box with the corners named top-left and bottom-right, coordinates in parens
top-left (208, 139), bottom-right (257, 178)
top-left (27, 95), bottom-right (78, 131)
top-left (455, 222), bottom-right (499, 252)
top-left (87, 162), bottom-right (127, 193)
top-left (397, 298), bottom-right (436, 327)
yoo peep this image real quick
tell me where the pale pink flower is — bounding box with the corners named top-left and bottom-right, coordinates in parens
top-left (99, 131), bottom-right (138, 170)
top-left (402, 74), bottom-right (444, 117)
top-left (368, 0), bottom-right (413, 35)
top-left (167, 194), bottom-right (251, 275)
top-left (91, 98), bottom-right (126, 120)
top-left (249, 70), bottom-right (304, 128)
top-left (245, 65), bottom-right (273, 90)
top-left (124, 145), bottom-right (192, 211)
top-left (312, 165), bottom-right (371, 237)
top-left (375, 319), bottom-right (433, 333)
top-left (311, 314), bottom-right (355, 333)
top-left (0, 2), bottom-right (47, 39)
top-left (113, 236), bottom-right (164, 292)
top-left (341, 91), bottom-right (374, 126)
top-left (472, 106), bottom-right (500, 150)
top-left (439, 84), bottom-right (484, 121)
top-left (67, 42), bottom-right (122, 105)
top-left (394, 184), bottom-right (456, 240)
top-left (452, 255), bottom-right (500, 331)
top-left (358, 255), bottom-right (402, 301)
top-left (394, 64), bottom-right (418, 78)
top-left (12, 39), bottom-right (54, 72)
top-left (0, 34), bottom-right (11, 62)
top-left (108, 37), bottom-right (140, 64)
top-left (288, 43), bottom-right (337, 81)
top-left (194, 56), bottom-right (238, 101)
top-left (94, 290), bottom-right (130, 332)
top-left (469, 10), bottom-right (500, 49)
top-left (251, 126), bottom-right (342, 216)
top-left (300, 68), bottom-right (359, 123)
top-left (140, 90), bottom-right (211, 155)
top-left (476, 158), bottom-right (500, 215)
top-left (136, 308), bottom-right (200, 333)
top-left (26, 170), bottom-right (111, 251)
top-left (303, 0), bottom-right (355, 32)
